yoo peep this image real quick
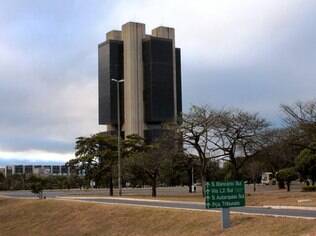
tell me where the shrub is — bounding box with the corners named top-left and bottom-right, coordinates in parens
top-left (276, 167), bottom-right (298, 192)
top-left (296, 147), bottom-right (316, 185)
top-left (302, 186), bottom-right (316, 192)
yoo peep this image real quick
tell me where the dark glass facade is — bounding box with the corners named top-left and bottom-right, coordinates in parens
top-left (14, 165), bottom-right (23, 174)
top-left (52, 165), bottom-right (60, 174)
top-left (25, 165), bottom-right (33, 175)
top-left (98, 40), bottom-right (124, 125)
top-left (61, 165), bottom-right (68, 175)
top-left (44, 165), bottom-right (52, 173)
top-left (144, 129), bottom-right (162, 143)
top-left (98, 32), bottom-right (182, 143)
top-left (143, 37), bottom-right (174, 124)
top-left (175, 48), bottom-right (182, 118)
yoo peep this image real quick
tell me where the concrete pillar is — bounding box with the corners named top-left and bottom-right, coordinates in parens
top-left (122, 22), bottom-right (145, 137)
top-left (106, 30), bottom-right (122, 41)
top-left (152, 26), bottom-right (177, 122)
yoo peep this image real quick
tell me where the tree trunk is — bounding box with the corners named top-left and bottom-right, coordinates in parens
top-left (152, 177), bottom-right (157, 197)
top-left (188, 168), bottom-right (192, 193)
top-left (109, 174), bottom-right (113, 196)
top-left (230, 157), bottom-right (240, 180)
top-left (253, 182), bottom-right (256, 192)
top-left (278, 180), bottom-right (285, 189)
top-left (286, 181), bottom-right (291, 192)
top-left (201, 171), bottom-right (206, 197)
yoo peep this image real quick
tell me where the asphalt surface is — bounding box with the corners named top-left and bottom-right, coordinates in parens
top-left (1, 185), bottom-right (315, 220)
top-left (0, 182), bottom-right (306, 198)
top-left (70, 197), bottom-right (316, 219)
top-left (0, 187), bottom-right (201, 198)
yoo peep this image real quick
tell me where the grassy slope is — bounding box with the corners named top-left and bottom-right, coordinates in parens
top-left (0, 197), bottom-right (316, 236)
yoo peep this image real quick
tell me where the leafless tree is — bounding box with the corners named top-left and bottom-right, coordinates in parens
top-left (281, 100), bottom-right (316, 151)
top-left (181, 106), bottom-right (269, 195)
top-left (209, 109), bottom-right (269, 179)
top-left (180, 105), bottom-right (221, 196)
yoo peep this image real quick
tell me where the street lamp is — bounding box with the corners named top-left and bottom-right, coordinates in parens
top-left (111, 78), bottom-right (124, 196)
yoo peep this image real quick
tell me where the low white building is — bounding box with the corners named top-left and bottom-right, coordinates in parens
top-left (3, 164), bottom-right (71, 177)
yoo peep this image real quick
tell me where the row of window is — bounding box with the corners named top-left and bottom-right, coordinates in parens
top-left (3, 165), bottom-right (70, 176)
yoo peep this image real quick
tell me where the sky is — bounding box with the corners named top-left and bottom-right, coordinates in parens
top-left (0, 0), bottom-right (316, 164)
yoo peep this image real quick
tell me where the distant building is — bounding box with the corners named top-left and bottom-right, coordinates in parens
top-left (0, 167), bottom-right (5, 176)
top-left (98, 22), bottom-right (182, 141)
top-left (2, 164), bottom-right (74, 177)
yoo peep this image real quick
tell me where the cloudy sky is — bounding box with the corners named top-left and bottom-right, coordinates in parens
top-left (0, 0), bottom-right (315, 163)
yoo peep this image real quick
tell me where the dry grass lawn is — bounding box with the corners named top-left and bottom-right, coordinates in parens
top-left (0, 197), bottom-right (316, 236)
top-left (126, 191), bottom-right (316, 207)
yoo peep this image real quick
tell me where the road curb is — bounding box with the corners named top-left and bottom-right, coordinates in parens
top-left (57, 196), bottom-right (205, 205)
top-left (261, 205), bottom-right (316, 211)
top-left (58, 196), bottom-right (316, 211)
top-left (56, 197), bottom-right (316, 220)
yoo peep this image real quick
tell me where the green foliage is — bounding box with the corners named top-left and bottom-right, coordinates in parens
top-left (296, 144), bottom-right (316, 185)
top-left (0, 174), bottom-right (85, 191)
top-left (276, 167), bottom-right (298, 191)
top-left (68, 133), bottom-right (119, 195)
top-left (276, 168), bottom-right (298, 182)
top-left (125, 134), bottom-right (179, 197)
top-left (29, 176), bottom-right (45, 198)
top-left (302, 186), bottom-right (316, 192)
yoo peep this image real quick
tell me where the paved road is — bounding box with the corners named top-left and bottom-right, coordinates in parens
top-left (0, 187), bottom-right (201, 198)
top-left (67, 197), bottom-right (316, 220)
top-left (1, 187), bottom-right (315, 219)
top-left (0, 182), bottom-right (306, 198)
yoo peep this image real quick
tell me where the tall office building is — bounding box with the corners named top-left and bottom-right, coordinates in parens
top-left (98, 22), bottom-right (182, 141)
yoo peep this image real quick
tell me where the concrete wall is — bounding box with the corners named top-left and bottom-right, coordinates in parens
top-left (122, 22), bottom-right (145, 137)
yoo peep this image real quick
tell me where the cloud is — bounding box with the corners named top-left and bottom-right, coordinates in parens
top-left (0, 0), bottom-right (316, 162)
top-left (0, 150), bottom-right (72, 164)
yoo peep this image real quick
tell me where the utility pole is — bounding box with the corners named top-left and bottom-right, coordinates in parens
top-left (111, 78), bottom-right (124, 196)
top-left (191, 166), bottom-right (194, 192)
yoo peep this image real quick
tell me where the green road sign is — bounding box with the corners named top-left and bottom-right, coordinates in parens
top-left (205, 181), bottom-right (245, 209)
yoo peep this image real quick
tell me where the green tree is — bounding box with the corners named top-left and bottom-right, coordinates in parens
top-left (276, 168), bottom-right (298, 192)
top-left (69, 133), bottom-right (118, 195)
top-left (29, 176), bottom-right (46, 199)
top-left (125, 134), bottom-right (177, 197)
top-left (296, 145), bottom-right (316, 185)
top-left (257, 128), bottom-right (299, 178)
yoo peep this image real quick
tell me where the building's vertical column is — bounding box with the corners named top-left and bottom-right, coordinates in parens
top-left (122, 22), bottom-right (145, 137)
top-left (152, 26), bottom-right (177, 122)
top-left (106, 30), bottom-right (122, 41)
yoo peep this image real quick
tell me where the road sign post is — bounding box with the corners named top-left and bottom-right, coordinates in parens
top-left (221, 208), bottom-right (230, 229)
top-left (205, 181), bottom-right (245, 230)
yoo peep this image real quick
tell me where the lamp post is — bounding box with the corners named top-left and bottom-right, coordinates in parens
top-left (111, 78), bottom-right (124, 196)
